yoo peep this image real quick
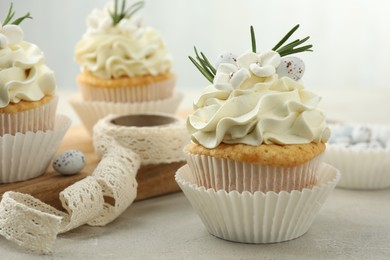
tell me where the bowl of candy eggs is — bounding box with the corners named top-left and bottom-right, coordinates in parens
top-left (324, 123), bottom-right (390, 190)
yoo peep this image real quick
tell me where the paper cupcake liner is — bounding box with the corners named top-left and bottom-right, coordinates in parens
top-left (0, 95), bottom-right (58, 136)
top-left (70, 92), bottom-right (183, 135)
top-left (0, 114), bottom-right (71, 183)
top-left (80, 76), bottom-right (176, 103)
top-left (184, 151), bottom-right (324, 193)
top-left (324, 145), bottom-right (390, 189)
top-left (175, 163), bottom-right (340, 243)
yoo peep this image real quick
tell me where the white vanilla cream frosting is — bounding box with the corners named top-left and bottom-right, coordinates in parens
top-left (187, 51), bottom-right (330, 148)
top-left (75, 2), bottom-right (172, 79)
top-left (0, 24), bottom-right (56, 108)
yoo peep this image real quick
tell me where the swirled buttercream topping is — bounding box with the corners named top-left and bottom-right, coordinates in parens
top-left (75, 2), bottom-right (172, 79)
top-left (187, 70), bottom-right (330, 148)
top-left (0, 29), bottom-right (56, 108)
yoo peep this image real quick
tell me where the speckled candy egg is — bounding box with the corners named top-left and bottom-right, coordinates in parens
top-left (276, 56), bottom-right (305, 81)
top-left (53, 150), bottom-right (85, 176)
top-left (215, 52), bottom-right (237, 69)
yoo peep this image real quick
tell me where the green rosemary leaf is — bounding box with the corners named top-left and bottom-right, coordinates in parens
top-left (3, 3), bottom-right (15, 25)
top-left (250, 26), bottom-right (256, 53)
top-left (189, 56), bottom-right (214, 83)
top-left (200, 52), bottom-right (216, 75)
top-left (276, 36), bottom-right (310, 53)
top-left (126, 1), bottom-right (145, 18)
top-left (272, 24), bottom-right (300, 51)
top-left (111, 0), bottom-right (144, 25)
top-left (121, 0), bottom-right (126, 15)
top-left (11, 12), bottom-right (32, 25)
top-left (3, 3), bottom-right (32, 26)
top-left (279, 44), bottom-right (313, 57)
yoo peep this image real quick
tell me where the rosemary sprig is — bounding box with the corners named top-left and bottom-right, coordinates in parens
top-left (2, 3), bottom-right (32, 26)
top-left (272, 24), bottom-right (313, 56)
top-left (250, 25), bottom-right (256, 53)
top-left (188, 46), bottom-right (216, 83)
top-left (110, 0), bottom-right (144, 26)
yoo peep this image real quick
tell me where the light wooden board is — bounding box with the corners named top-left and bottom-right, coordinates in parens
top-left (0, 126), bottom-right (185, 210)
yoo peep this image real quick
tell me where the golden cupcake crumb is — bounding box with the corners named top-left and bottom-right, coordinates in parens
top-left (185, 142), bottom-right (326, 167)
top-left (0, 95), bottom-right (54, 114)
top-left (77, 70), bottom-right (175, 89)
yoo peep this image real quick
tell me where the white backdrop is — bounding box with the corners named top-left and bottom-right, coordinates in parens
top-left (1, 0), bottom-right (390, 92)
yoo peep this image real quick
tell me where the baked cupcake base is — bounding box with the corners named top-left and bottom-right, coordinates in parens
top-left (0, 114), bottom-right (71, 183)
top-left (0, 95), bottom-right (58, 136)
top-left (70, 92), bottom-right (183, 134)
top-left (77, 71), bottom-right (176, 102)
top-left (175, 163), bottom-right (340, 243)
top-left (184, 143), bottom-right (326, 193)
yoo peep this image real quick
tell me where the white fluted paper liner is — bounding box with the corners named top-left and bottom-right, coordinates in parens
top-left (0, 114), bottom-right (71, 183)
top-left (70, 92), bottom-right (183, 134)
top-left (0, 95), bottom-right (58, 136)
top-left (324, 145), bottom-right (390, 189)
top-left (185, 151), bottom-right (324, 193)
top-left (175, 163), bottom-right (340, 243)
top-left (80, 76), bottom-right (176, 103)
top-left (93, 113), bottom-right (190, 165)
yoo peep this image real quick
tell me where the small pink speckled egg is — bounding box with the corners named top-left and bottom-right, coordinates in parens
top-left (52, 150), bottom-right (85, 176)
top-left (276, 56), bottom-right (305, 81)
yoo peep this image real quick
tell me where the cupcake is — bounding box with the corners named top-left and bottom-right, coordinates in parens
top-left (185, 25), bottom-right (330, 193)
top-left (324, 123), bottom-right (390, 189)
top-left (72, 0), bottom-right (181, 133)
top-left (0, 5), bottom-right (71, 183)
top-left (176, 25), bottom-right (339, 243)
top-left (0, 7), bottom-right (57, 136)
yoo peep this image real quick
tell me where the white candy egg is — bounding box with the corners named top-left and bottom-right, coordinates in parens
top-left (53, 150), bottom-right (86, 176)
top-left (351, 126), bottom-right (372, 144)
top-left (276, 56), bottom-right (305, 81)
top-left (215, 52), bottom-right (237, 69)
top-left (377, 129), bottom-right (390, 146)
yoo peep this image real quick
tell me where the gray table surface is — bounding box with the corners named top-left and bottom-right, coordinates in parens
top-left (1, 187), bottom-right (389, 260)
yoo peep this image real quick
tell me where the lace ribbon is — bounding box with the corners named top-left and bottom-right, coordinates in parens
top-left (0, 132), bottom-right (140, 254)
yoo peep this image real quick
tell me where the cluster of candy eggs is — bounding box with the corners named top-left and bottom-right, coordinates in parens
top-left (215, 52), bottom-right (305, 81)
top-left (328, 124), bottom-right (390, 149)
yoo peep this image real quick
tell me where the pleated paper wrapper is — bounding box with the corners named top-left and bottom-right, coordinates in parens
top-left (70, 92), bottom-right (183, 134)
top-left (79, 76), bottom-right (176, 103)
top-left (0, 95), bottom-right (58, 136)
top-left (184, 151), bottom-right (324, 193)
top-left (324, 145), bottom-right (390, 189)
top-left (175, 163), bottom-right (340, 243)
top-left (0, 114), bottom-right (71, 183)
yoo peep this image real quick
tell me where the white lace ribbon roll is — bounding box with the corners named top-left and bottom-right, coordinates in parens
top-left (93, 113), bottom-right (190, 165)
top-left (0, 138), bottom-right (140, 254)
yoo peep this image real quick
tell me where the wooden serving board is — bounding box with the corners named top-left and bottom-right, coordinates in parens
top-left (0, 126), bottom-right (185, 210)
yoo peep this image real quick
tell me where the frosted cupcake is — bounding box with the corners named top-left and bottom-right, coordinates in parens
top-left (0, 7), bottom-right (57, 136)
top-left (185, 25), bottom-right (330, 193)
top-left (72, 0), bottom-right (181, 133)
top-left (0, 5), bottom-right (71, 183)
top-left (176, 25), bottom-right (339, 244)
top-left (75, 0), bottom-right (175, 102)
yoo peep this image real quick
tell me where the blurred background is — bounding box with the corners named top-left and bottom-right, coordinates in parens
top-left (1, 0), bottom-right (390, 123)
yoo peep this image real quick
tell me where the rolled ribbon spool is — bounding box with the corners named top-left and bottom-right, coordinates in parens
top-left (93, 113), bottom-right (190, 165)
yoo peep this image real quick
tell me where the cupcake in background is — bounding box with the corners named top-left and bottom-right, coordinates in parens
top-left (0, 7), bottom-right (57, 136)
top-left (0, 4), bottom-right (71, 183)
top-left (71, 0), bottom-right (181, 134)
top-left (176, 25), bottom-right (340, 243)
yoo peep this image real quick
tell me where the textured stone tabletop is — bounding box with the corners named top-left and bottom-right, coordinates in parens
top-left (1, 188), bottom-right (389, 259)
